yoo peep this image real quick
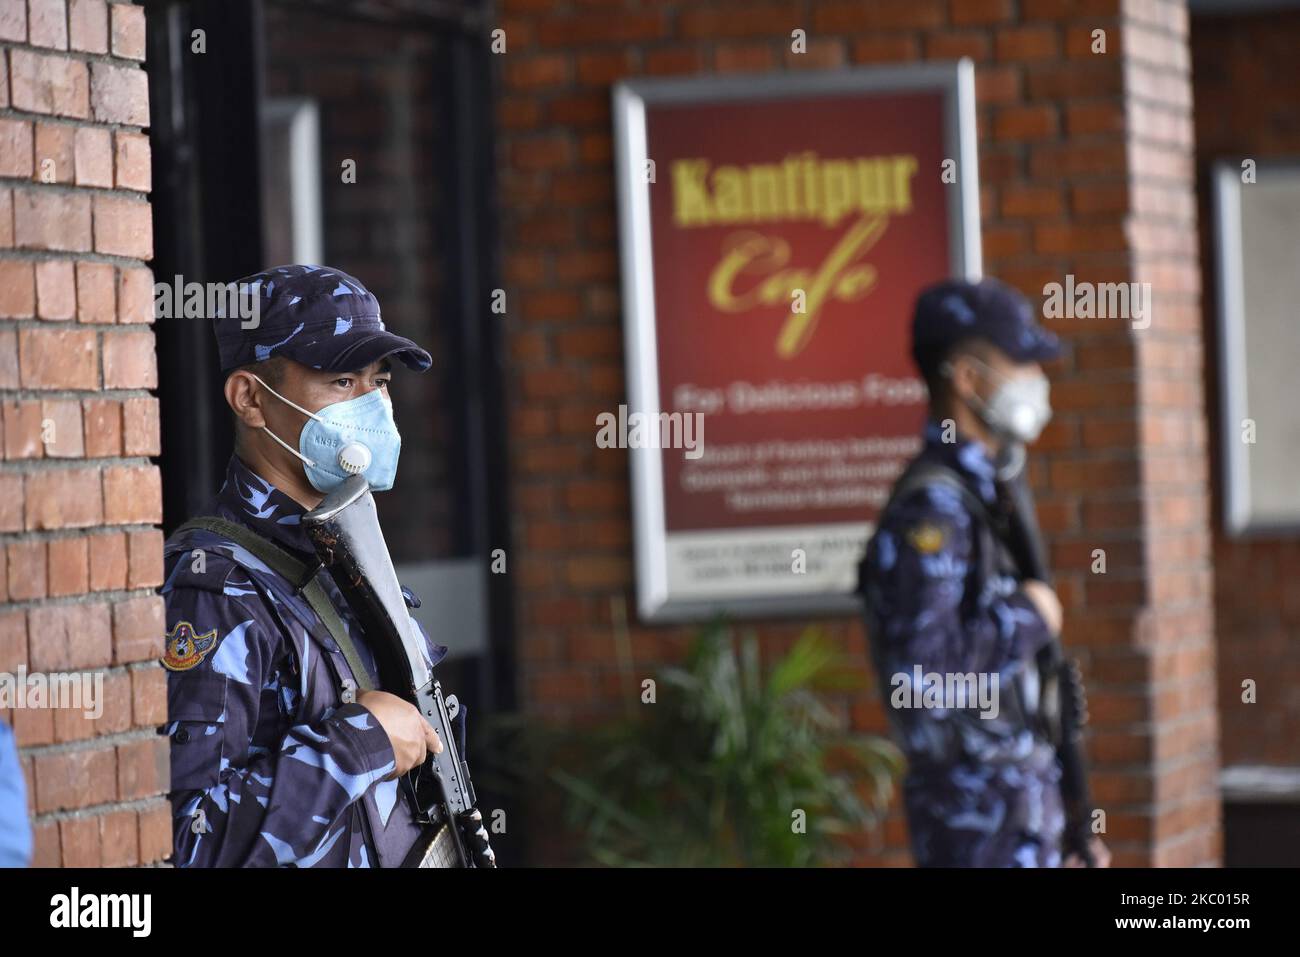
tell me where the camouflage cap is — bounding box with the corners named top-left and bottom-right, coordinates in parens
top-left (214, 264), bottom-right (432, 376)
top-left (911, 276), bottom-right (1059, 377)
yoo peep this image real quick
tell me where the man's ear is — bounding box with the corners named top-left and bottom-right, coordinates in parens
top-left (945, 353), bottom-right (982, 402)
top-left (225, 371), bottom-right (268, 430)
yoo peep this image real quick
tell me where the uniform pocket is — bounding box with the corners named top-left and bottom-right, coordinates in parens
top-left (166, 672), bottom-right (229, 791)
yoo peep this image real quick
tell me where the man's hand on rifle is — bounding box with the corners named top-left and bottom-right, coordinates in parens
top-left (1021, 578), bottom-right (1063, 635)
top-left (357, 690), bottom-right (443, 780)
top-left (1064, 836), bottom-right (1111, 868)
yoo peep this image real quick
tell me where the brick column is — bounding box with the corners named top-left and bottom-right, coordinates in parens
top-left (1120, 0), bottom-right (1220, 867)
top-left (0, 0), bottom-right (169, 866)
top-left (495, 0), bottom-right (1216, 865)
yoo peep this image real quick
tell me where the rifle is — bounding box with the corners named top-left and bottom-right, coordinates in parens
top-left (302, 475), bottom-right (496, 869)
top-left (995, 446), bottom-right (1097, 867)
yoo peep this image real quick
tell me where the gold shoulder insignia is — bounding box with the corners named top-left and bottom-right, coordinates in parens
top-left (162, 621), bottom-right (220, 672)
top-left (906, 522), bottom-right (946, 555)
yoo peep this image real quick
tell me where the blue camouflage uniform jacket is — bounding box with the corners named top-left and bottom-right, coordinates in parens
top-left (160, 455), bottom-right (448, 867)
top-left (858, 420), bottom-right (1065, 867)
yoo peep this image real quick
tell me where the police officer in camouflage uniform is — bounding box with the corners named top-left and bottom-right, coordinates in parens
top-left (161, 264), bottom-right (452, 867)
top-left (858, 277), bottom-right (1110, 868)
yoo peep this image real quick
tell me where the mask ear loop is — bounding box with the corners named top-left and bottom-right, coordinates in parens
top-left (939, 356), bottom-right (996, 422)
top-left (246, 372), bottom-right (320, 468)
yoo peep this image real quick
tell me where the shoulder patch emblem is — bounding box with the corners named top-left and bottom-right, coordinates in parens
top-left (163, 621), bottom-right (220, 672)
top-left (906, 522), bottom-right (946, 555)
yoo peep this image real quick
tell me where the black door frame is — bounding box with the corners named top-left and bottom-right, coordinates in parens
top-left (143, 0), bottom-right (518, 815)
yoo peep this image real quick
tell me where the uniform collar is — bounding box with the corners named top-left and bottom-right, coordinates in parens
top-left (922, 418), bottom-right (999, 505)
top-left (217, 454), bottom-right (317, 556)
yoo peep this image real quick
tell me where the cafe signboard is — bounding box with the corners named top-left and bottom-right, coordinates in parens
top-left (612, 62), bottom-right (981, 622)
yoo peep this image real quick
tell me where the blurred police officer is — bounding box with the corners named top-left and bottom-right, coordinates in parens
top-left (161, 265), bottom-right (449, 867)
top-left (858, 277), bottom-right (1110, 868)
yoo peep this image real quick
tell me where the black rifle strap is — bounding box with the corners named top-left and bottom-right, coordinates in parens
top-left (176, 516), bottom-right (377, 692)
top-left (881, 461), bottom-right (993, 534)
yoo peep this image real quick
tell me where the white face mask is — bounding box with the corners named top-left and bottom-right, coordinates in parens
top-left (944, 355), bottom-right (1053, 444)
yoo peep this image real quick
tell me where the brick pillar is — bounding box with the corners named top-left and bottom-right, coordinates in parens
top-left (496, 0), bottom-right (1217, 865)
top-left (0, 0), bottom-right (169, 866)
top-left (1120, 0), bottom-right (1220, 867)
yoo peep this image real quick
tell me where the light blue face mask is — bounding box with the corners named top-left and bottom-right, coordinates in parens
top-left (250, 374), bottom-right (402, 493)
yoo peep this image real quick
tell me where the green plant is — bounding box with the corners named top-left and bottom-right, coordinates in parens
top-left (485, 620), bottom-right (903, 867)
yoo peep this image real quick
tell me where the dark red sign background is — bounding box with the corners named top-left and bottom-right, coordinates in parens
top-left (646, 90), bottom-right (952, 532)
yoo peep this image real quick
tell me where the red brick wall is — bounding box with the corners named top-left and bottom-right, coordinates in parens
top-left (1192, 8), bottom-right (1300, 770)
top-left (496, 0), bottom-right (1219, 866)
top-left (0, 0), bottom-right (168, 866)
